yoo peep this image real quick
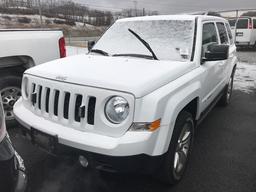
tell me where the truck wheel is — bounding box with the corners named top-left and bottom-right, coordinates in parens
top-left (0, 73), bottom-right (22, 127)
top-left (158, 111), bottom-right (194, 184)
top-left (218, 69), bottom-right (235, 107)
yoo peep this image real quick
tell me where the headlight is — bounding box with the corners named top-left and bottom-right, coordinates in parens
top-left (105, 96), bottom-right (129, 124)
top-left (22, 77), bottom-right (29, 98)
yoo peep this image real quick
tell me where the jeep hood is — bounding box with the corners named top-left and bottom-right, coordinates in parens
top-left (25, 55), bottom-right (194, 98)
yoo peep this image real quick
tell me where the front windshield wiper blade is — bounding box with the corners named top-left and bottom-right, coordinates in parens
top-left (112, 53), bottom-right (154, 60)
top-left (128, 28), bottom-right (158, 60)
top-left (90, 49), bottom-right (109, 56)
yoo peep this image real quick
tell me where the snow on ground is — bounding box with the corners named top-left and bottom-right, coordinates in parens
top-left (66, 46), bottom-right (88, 56)
top-left (234, 62), bottom-right (256, 93)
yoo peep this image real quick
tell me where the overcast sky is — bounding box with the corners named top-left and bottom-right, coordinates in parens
top-left (73, 0), bottom-right (256, 14)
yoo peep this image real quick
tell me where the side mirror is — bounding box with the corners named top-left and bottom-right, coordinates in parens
top-left (88, 41), bottom-right (95, 52)
top-left (203, 44), bottom-right (229, 62)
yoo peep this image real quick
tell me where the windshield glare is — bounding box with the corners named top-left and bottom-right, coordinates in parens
top-left (93, 19), bottom-right (195, 61)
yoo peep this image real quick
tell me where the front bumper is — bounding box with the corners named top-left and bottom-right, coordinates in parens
top-left (20, 124), bottom-right (166, 173)
top-left (14, 98), bottom-right (165, 157)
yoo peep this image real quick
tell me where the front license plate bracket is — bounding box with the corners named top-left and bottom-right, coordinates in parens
top-left (30, 128), bottom-right (58, 154)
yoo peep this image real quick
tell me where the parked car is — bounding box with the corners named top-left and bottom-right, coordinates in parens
top-left (0, 29), bottom-right (66, 126)
top-left (228, 18), bottom-right (237, 38)
top-left (235, 17), bottom-right (256, 48)
top-left (14, 15), bottom-right (237, 184)
top-left (0, 96), bottom-right (27, 191)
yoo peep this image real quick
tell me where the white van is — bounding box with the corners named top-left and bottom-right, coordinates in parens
top-left (235, 17), bottom-right (256, 48)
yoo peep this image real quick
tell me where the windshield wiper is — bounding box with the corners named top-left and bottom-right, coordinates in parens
top-left (90, 49), bottom-right (109, 56)
top-left (128, 28), bottom-right (158, 60)
top-left (112, 53), bottom-right (154, 60)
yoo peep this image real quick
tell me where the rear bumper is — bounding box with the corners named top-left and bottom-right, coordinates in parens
top-left (235, 41), bottom-right (253, 46)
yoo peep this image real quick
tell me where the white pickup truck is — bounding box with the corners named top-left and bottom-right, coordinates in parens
top-left (14, 15), bottom-right (237, 184)
top-left (0, 29), bottom-right (66, 126)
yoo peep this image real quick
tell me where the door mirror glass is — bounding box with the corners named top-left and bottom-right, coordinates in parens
top-left (88, 41), bottom-right (95, 52)
top-left (203, 44), bottom-right (229, 62)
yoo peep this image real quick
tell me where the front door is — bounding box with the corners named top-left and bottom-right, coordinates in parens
top-left (200, 22), bottom-right (223, 111)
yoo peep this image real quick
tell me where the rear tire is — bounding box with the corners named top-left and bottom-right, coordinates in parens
top-left (0, 71), bottom-right (22, 128)
top-left (158, 111), bottom-right (194, 185)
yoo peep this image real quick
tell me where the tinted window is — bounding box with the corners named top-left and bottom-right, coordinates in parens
top-left (237, 19), bottom-right (248, 29)
top-left (228, 19), bottom-right (236, 27)
top-left (202, 23), bottom-right (218, 58)
top-left (225, 23), bottom-right (234, 44)
top-left (202, 23), bottom-right (218, 45)
top-left (217, 22), bottom-right (229, 44)
top-left (254, 19), bottom-right (256, 29)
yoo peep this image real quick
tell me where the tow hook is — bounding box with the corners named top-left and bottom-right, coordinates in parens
top-left (78, 155), bottom-right (89, 168)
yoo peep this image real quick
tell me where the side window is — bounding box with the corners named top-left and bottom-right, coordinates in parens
top-left (228, 19), bottom-right (236, 28)
top-left (202, 23), bottom-right (218, 57)
top-left (225, 23), bottom-right (234, 45)
top-left (202, 23), bottom-right (218, 45)
top-left (254, 19), bottom-right (256, 29)
top-left (216, 22), bottom-right (229, 44)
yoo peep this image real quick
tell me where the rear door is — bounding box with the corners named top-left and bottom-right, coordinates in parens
top-left (216, 22), bottom-right (231, 87)
top-left (236, 18), bottom-right (251, 43)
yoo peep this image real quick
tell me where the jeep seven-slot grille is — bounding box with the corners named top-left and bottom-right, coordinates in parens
top-left (29, 84), bottom-right (96, 125)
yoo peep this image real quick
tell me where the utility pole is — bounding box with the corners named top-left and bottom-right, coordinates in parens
top-left (133, 0), bottom-right (137, 17)
top-left (38, 0), bottom-right (43, 27)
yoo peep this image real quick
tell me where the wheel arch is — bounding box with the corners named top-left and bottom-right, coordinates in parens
top-left (0, 55), bottom-right (35, 74)
top-left (151, 82), bottom-right (201, 156)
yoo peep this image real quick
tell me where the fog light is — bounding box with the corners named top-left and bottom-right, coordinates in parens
top-left (78, 155), bottom-right (89, 168)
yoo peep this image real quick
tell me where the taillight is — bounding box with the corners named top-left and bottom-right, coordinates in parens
top-left (248, 22), bottom-right (253, 29)
top-left (59, 37), bottom-right (66, 58)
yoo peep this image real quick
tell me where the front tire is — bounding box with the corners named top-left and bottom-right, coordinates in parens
top-left (158, 111), bottom-right (194, 184)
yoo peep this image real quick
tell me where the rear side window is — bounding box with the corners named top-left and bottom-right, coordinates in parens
top-left (202, 23), bottom-right (218, 45)
top-left (225, 23), bottom-right (234, 44)
top-left (217, 22), bottom-right (229, 44)
top-left (236, 19), bottom-right (249, 29)
top-left (228, 19), bottom-right (236, 27)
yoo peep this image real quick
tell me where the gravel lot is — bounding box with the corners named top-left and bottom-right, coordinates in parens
top-left (9, 50), bottom-right (256, 192)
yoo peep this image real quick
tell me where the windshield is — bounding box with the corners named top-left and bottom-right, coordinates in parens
top-left (92, 19), bottom-right (195, 61)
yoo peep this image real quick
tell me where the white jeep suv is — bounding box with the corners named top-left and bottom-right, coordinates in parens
top-left (14, 15), bottom-right (237, 184)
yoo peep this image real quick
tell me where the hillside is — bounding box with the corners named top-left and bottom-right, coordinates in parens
top-left (0, 13), bottom-right (105, 37)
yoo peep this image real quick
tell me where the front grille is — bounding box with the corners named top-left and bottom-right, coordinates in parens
top-left (28, 83), bottom-right (96, 126)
